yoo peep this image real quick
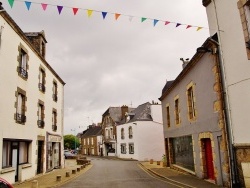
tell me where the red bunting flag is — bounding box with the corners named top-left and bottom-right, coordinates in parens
top-left (115, 13), bottom-right (121, 20)
top-left (41, 3), bottom-right (47, 11)
top-left (165, 21), bottom-right (170, 25)
top-left (186, 25), bottom-right (192, 29)
top-left (72, 8), bottom-right (78, 15)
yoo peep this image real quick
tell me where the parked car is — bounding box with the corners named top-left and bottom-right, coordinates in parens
top-left (0, 177), bottom-right (14, 188)
top-left (64, 150), bottom-right (76, 159)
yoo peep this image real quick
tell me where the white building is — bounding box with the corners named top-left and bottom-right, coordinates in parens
top-left (203, 0), bottom-right (250, 187)
top-left (0, 5), bottom-right (65, 184)
top-left (117, 102), bottom-right (164, 161)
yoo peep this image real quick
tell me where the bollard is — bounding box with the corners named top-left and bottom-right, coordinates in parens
top-left (150, 159), bottom-right (153, 164)
top-left (31, 180), bottom-right (38, 188)
top-left (72, 169), bottom-right (76, 174)
top-left (157, 161), bottom-right (160, 165)
top-left (56, 175), bottom-right (62, 181)
top-left (66, 171), bottom-right (70, 177)
top-left (77, 167), bottom-right (80, 172)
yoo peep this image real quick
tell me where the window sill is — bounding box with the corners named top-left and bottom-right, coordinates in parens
top-left (21, 163), bottom-right (32, 169)
top-left (1, 167), bottom-right (15, 174)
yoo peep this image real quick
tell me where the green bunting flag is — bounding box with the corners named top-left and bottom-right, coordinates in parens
top-left (141, 17), bottom-right (147, 22)
top-left (8, 0), bottom-right (14, 8)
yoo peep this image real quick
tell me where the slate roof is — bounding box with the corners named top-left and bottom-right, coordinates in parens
top-left (81, 126), bottom-right (102, 138)
top-left (161, 80), bottom-right (174, 95)
top-left (103, 107), bottom-right (135, 124)
top-left (127, 102), bottom-right (153, 123)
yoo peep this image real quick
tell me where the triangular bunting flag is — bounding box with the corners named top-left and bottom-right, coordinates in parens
top-left (153, 19), bottom-right (159, 27)
top-left (72, 8), bottom-right (78, 15)
top-left (141, 17), bottom-right (147, 22)
top-left (115, 13), bottom-right (121, 20)
top-left (129, 16), bottom-right (133, 22)
top-left (87, 10), bottom-right (93, 18)
top-left (8, 0), bottom-right (14, 8)
top-left (197, 27), bottom-right (202, 31)
top-left (25, 1), bottom-right (31, 11)
top-left (165, 21), bottom-right (170, 25)
top-left (57, 6), bottom-right (63, 15)
top-left (186, 25), bottom-right (192, 29)
top-left (41, 3), bottom-right (47, 11)
top-left (102, 12), bottom-right (107, 19)
top-left (176, 23), bottom-right (181, 27)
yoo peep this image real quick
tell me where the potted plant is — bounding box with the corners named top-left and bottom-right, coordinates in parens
top-left (162, 154), bottom-right (167, 167)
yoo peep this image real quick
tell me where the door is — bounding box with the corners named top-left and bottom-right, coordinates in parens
top-left (12, 142), bottom-right (18, 182)
top-left (37, 141), bottom-right (44, 174)
top-left (204, 139), bottom-right (215, 180)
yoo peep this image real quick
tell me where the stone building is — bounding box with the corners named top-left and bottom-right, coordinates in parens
top-left (159, 36), bottom-right (230, 187)
top-left (0, 4), bottom-right (65, 184)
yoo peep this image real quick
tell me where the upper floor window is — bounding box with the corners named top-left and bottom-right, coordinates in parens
top-left (38, 100), bottom-right (45, 128)
top-left (174, 97), bottom-right (180, 125)
top-left (121, 128), bottom-right (125, 139)
top-left (128, 126), bottom-right (133, 139)
top-left (15, 88), bottom-right (26, 124)
top-left (187, 84), bottom-right (196, 120)
top-left (53, 81), bottom-right (58, 102)
top-left (91, 137), bottom-right (94, 145)
top-left (17, 45), bottom-right (29, 79)
top-left (166, 105), bottom-right (170, 128)
top-left (38, 68), bottom-right (46, 93)
top-left (52, 109), bottom-right (57, 131)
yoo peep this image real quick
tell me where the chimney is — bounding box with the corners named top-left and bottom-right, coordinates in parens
top-left (121, 105), bottom-right (128, 119)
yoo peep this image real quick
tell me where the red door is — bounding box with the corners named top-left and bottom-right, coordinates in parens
top-left (204, 139), bottom-right (215, 180)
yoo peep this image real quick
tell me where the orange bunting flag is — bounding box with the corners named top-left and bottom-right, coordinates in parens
top-left (115, 13), bottom-right (121, 20)
top-left (72, 8), bottom-right (78, 15)
top-left (196, 27), bottom-right (202, 31)
top-left (41, 3), bottom-right (47, 11)
top-left (186, 25), bottom-right (192, 29)
top-left (87, 10), bottom-right (93, 18)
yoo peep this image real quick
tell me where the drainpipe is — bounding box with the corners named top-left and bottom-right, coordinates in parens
top-left (210, 39), bottom-right (239, 187)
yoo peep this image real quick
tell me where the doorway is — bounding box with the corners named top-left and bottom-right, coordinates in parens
top-left (37, 141), bottom-right (44, 174)
top-left (203, 138), bottom-right (215, 180)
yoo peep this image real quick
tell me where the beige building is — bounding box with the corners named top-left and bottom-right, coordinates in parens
top-left (0, 4), bottom-right (65, 184)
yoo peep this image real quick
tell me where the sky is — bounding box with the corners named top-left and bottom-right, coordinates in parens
top-left (3, 0), bottom-right (209, 134)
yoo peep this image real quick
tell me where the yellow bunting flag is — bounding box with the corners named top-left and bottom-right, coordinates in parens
top-left (197, 27), bottom-right (202, 31)
top-left (87, 10), bottom-right (93, 18)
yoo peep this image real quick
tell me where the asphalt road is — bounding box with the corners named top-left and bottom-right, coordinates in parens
top-left (60, 157), bottom-right (182, 188)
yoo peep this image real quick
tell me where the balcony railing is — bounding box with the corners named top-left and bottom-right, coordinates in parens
top-left (52, 125), bottom-right (57, 131)
top-left (53, 94), bottom-right (58, 102)
top-left (129, 135), bottom-right (133, 139)
top-left (37, 120), bottom-right (45, 128)
top-left (18, 67), bottom-right (28, 79)
top-left (16, 113), bottom-right (26, 123)
top-left (121, 135), bottom-right (125, 139)
top-left (38, 83), bottom-right (46, 92)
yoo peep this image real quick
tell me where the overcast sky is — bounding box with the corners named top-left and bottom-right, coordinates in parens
top-left (4, 0), bottom-right (209, 134)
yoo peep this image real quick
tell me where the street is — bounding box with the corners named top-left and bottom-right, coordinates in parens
top-left (60, 157), bottom-right (182, 188)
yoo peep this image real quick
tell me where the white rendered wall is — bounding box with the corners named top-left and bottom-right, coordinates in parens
top-left (206, 0), bottom-right (250, 144)
top-left (150, 104), bottom-right (163, 124)
top-left (0, 13), bottom-right (64, 183)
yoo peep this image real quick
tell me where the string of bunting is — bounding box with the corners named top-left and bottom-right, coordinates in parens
top-left (7, 0), bottom-right (206, 31)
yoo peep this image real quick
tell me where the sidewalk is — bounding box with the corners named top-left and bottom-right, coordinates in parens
top-left (12, 159), bottom-right (92, 188)
top-left (139, 161), bottom-right (223, 188)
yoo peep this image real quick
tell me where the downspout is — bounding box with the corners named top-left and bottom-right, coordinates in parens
top-left (210, 38), bottom-right (239, 187)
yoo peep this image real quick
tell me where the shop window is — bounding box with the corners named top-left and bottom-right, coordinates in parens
top-left (38, 68), bottom-right (46, 93)
top-left (129, 143), bottom-right (134, 154)
top-left (121, 143), bottom-right (126, 154)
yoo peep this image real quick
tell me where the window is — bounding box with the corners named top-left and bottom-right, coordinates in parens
top-left (83, 139), bottom-right (86, 145)
top-left (174, 97), bottom-right (180, 125)
top-left (18, 48), bottom-right (28, 79)
top-left (121, 143), bottom-right (126, 154)
top-left (2, 140), bottom-right (30, 168)
top-left (91, 138), bottom-right (94, 145)
top-left (121, 128), bottom-right (125, 139)
top-left (53, 81), bottom-right (58, 102)
top-left (128, 126), bottom-right (133, 139)
top-left (187, 85), bottom-right (196, 120)
top-left (16, 88), bottom-right (26, 124)
top-left (38, 68), bottom-right (46, 92)
top-left (38, 100), bottom-right (45, 128)
top-left (52, 109), bottom-right (57, 131)
top-left (129, 143), bottom-right (134, 154)
top-left (166, 105), bottom-right (170, 128)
